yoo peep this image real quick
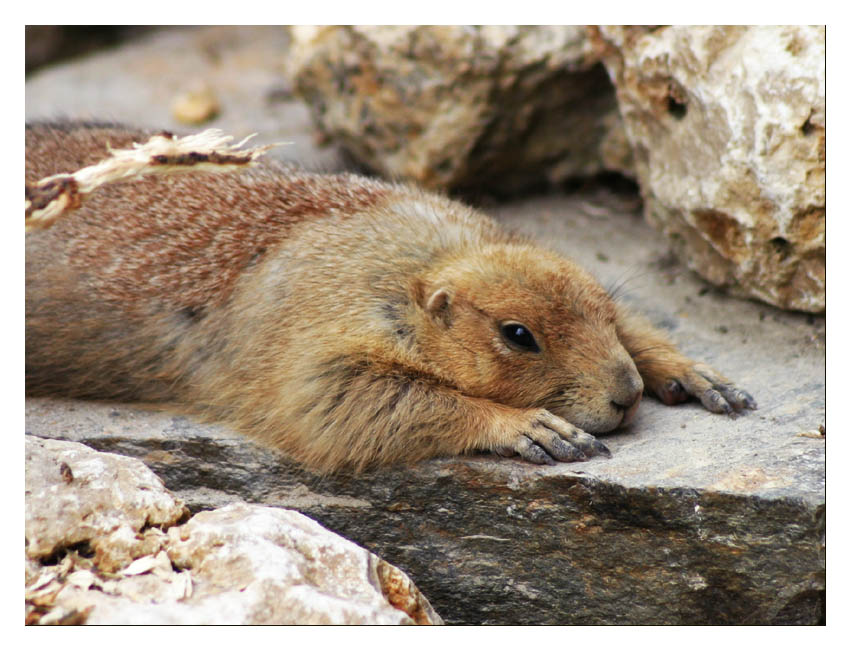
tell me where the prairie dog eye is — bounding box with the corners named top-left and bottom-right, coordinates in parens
top-left (500, 322), bottom-right (540, 353)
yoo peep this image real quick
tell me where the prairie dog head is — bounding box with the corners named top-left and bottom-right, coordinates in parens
top-left (414, 244), bottom-right (643, 433)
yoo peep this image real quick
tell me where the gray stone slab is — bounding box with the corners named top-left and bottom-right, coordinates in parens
top-left (25, 388), bottom-right (825, 626)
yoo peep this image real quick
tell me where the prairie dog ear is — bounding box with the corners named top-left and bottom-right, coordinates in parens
top-left (425, 287), bottom-right (453, 325)
top-left (426, 287), bottom-right (450, 313)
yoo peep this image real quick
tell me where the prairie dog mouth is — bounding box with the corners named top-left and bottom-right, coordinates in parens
top-left (618, 393), bottom-right (642, 427)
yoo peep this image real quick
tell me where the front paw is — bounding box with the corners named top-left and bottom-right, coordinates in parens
top-left (654, 362), bottom-right (756, 415)
top-left (493, 408), bottom-right (612, 465)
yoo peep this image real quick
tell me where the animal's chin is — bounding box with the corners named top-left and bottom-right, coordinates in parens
top-left (552, 407), bottom-right (625, 434)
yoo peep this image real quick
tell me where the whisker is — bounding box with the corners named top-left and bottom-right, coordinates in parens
top-left (604, 267), bottom-right (654, 302)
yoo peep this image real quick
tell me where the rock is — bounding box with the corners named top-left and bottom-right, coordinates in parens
top-left (289, 25), bottom-right (632, 193)
top-left (171, 81), bottom-right (220, 125)
top-left (26, 26), bottom-right (826, 313)
top-left (592, 26), bottom-right (825, 313)
top-left (163, 503), bottom-right (440, 625)
top-left (25, 436), bottom-right (188, 571)
top-left (25, 437), bottom-right (441, 625)
top-left (25, 389), bottom-right (825, 625)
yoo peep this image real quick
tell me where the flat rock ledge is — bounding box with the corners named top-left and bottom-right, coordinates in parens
top-left (25, 436), bottom-right (441, 625)
top-left (26, 397), bottom-right (824, 626)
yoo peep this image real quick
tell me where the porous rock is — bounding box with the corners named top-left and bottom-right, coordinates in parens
top-left (289, 25), bottom-right (632, 193)
top-left (592, 25), bottom-right (825, 313)
top-left (25, 436), bottom-right (441, 625)
top-left (161, 503), bottom-right (440, 625)
top-left (25, 435), bottom-right (188, 571)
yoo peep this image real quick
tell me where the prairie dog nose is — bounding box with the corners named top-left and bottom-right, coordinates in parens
top-left (610, 361), bottom-right (644, 426)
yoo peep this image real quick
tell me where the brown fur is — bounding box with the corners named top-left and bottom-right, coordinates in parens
top-left (25, 123), bottom-right (755, 473)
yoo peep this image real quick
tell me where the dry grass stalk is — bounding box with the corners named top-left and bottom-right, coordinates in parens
top-left (25, 129), bottom-right (284, 231)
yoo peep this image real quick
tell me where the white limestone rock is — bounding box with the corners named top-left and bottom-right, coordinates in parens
top-left (594, 25), bottom-right (825, 312)
top-left (25, 437), bottom-right (441, 625)
top-left (25, 435), bottom-right (188, 571)
top-left (157, 502), bottom-right (441, 625)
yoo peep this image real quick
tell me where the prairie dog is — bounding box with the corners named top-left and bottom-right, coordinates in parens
top-left (25, 123), bottom-right (756, 473)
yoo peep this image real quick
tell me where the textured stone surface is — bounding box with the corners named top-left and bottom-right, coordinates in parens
top-left (593, 25), bottom-right (825, 313)
top-left (162, 503), bottom-right (440, 625)
top-left (289, 25), bottom-right (632, 193)
top-left (25, 435), bottom-right (188, 570)
top-left (25, 437), bottom-right (440, 625)
top-left (25, 392), bottom-right (825, 625)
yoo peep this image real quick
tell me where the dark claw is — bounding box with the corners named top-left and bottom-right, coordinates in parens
top-left (739, 390), bottom-right (758, 410)
top-left (591, 439), bottom-right (613, 458)
top-left (564, 428), bottom-right (610, 459)
top-left (520, 441), bottom-right (556, 465)
top-left (711, 384), bottom-right (758, 412)
top-left (545, 436), bottom-right (587, 462)
top-left (701, 388), bottom-right (732, 415)
top-left (715, 384), bottom-right (757, 411)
